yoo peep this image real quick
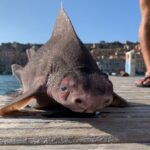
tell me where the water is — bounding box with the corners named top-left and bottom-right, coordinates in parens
top-left (0, 75), bottom-right (20, 95)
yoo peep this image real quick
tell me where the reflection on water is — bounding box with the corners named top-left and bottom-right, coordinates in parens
top-left (0, 75), bottom-right (20, 95)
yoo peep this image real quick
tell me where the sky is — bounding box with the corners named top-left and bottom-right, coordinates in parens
top-left (0, 0), bottom-right (141, 44)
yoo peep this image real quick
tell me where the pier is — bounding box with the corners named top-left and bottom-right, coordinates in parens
top-left (0, 76), bottom-right (150, 149)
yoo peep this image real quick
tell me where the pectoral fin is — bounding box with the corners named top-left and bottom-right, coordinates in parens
top-left (0, 87), bottom-right (40, 116)
top-left (0, 97), bottom-right (34, 116)
top-left (110, 92), bottom-right (129, 107)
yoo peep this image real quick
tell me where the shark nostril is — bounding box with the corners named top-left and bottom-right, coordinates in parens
top-left (75, 99), bottom-right (82, 104)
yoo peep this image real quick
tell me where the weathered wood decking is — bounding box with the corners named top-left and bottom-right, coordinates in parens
top-left (0, 76), bottom-right (150, 149)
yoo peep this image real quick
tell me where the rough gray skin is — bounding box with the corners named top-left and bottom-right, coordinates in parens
top-left (0, 7), bottom-right (128, 115)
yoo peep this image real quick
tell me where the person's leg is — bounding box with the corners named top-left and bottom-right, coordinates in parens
top-left (136, 0), bottom-right (150, 86)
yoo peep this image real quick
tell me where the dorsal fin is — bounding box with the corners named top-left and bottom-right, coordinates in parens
top-left (11, 64), bottom-right (23, 84)
top-left (26, 47), bottom-right (36, 60)
top-left (49, 6), bottom-right (98, 71)
top-left (51, 6), bottom-right (78, 40)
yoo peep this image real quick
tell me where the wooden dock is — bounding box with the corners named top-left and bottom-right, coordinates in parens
top-left (0, 76), bottom-right (150, 149)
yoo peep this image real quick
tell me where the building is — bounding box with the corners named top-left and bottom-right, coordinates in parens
top-left (135, 52), bottom-right (146, 75)
top-left (96, 49), bottom-right (145, 75)
top-left (97, 58), bottom-right (125, 74)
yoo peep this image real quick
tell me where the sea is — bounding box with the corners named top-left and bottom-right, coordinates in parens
top-left (0, 75), bottom-right (20, 95)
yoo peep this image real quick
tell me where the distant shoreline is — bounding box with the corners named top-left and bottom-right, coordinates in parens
top-left (0, 41), bottom-right (139, 74)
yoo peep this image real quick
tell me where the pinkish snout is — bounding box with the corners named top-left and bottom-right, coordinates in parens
top-left (70, 94), bottom-right (113, 113)
top-left (51, 72), bottom-right (114, 113)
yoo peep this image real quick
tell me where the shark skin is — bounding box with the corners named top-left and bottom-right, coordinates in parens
top-left (0, 7), bottom-right (128, 116)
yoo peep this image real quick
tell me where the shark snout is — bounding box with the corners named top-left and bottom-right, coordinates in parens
top-left (70, 94), bottom-right (113, 113)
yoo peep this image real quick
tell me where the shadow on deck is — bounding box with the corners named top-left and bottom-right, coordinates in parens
top-left (0, 76), bottom-right (150, 149)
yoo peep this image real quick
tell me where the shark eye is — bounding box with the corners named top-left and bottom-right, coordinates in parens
top-left (59, 85), bottom-right (68, 91)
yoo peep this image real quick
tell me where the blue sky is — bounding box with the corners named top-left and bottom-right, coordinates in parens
top-left (0, 0), bottom-right (140, 44)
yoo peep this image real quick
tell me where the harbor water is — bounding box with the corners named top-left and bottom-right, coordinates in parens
top-left (0, 75), bottom-right (20, 95)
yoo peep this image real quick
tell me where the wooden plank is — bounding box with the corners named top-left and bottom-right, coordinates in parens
top-left (0, 77), bottom-right (149, 145)
top-left (0, 143), bottom-right (150, 150)
top-left (0, 117), bottom-right (149, 144)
